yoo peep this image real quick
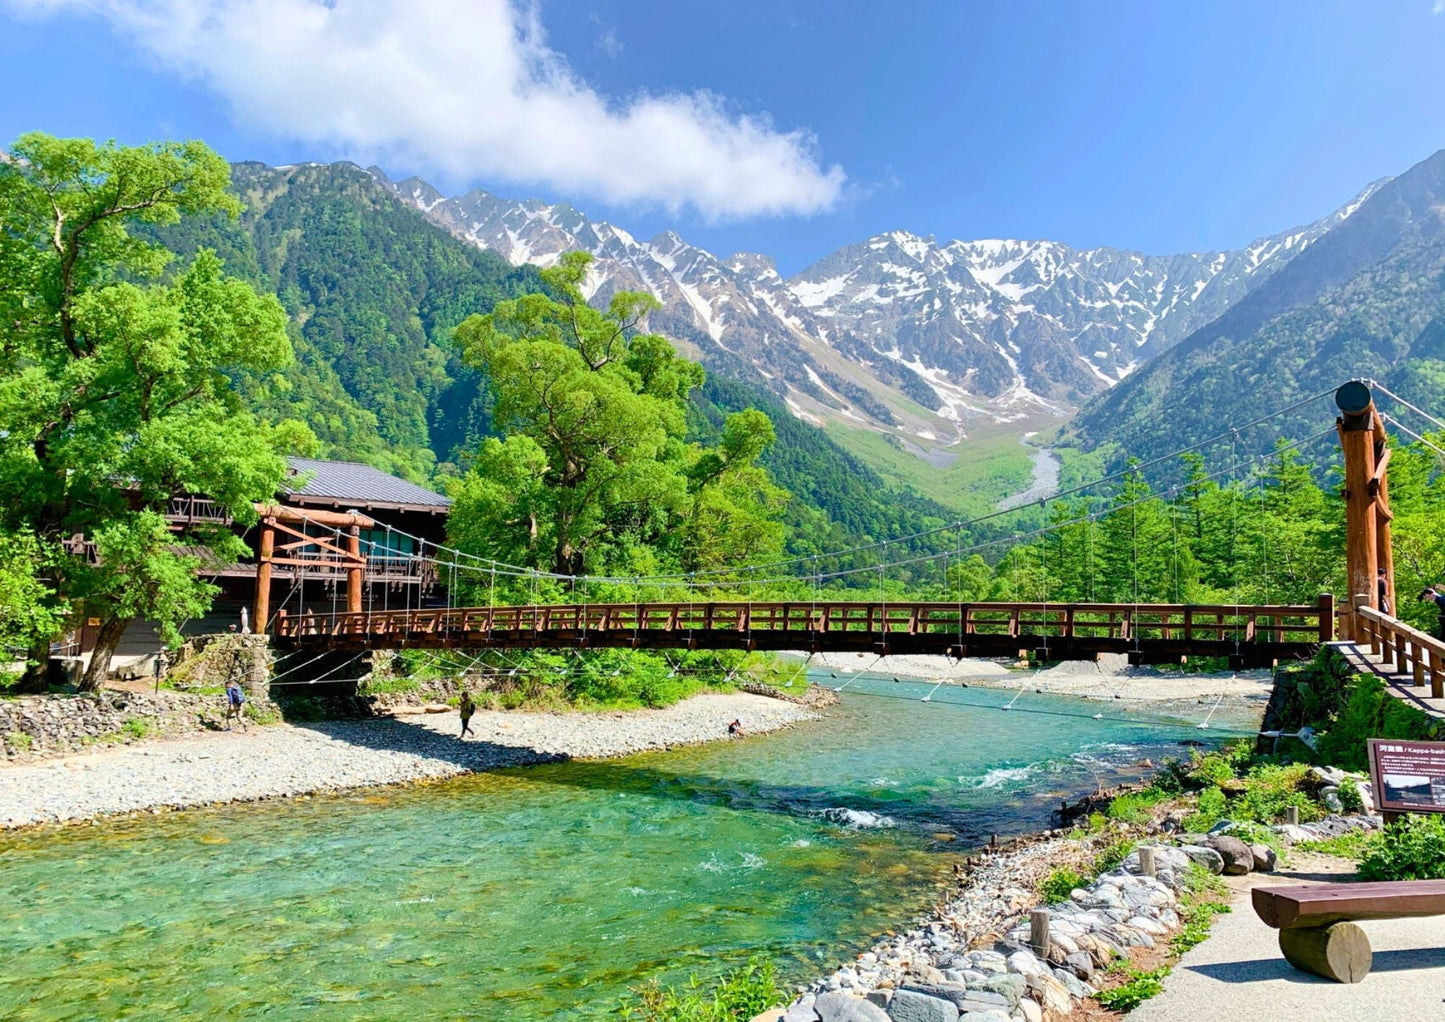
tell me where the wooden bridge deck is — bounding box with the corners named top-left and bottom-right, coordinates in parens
top-left (1332, 607), bottom-right (1445, 720)
top-left (274, 598), bottom-right (1334, 668)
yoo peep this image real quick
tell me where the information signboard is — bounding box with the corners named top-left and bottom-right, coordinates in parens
top-left (1368, 739), bottom-right (1445, 815)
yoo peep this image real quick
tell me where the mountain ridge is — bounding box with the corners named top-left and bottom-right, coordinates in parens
top-left (371, 165), bottom-right (1381, 450)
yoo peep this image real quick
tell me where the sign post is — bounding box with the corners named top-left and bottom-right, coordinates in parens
top-left (1368, 739), bottom-right (1445, 824)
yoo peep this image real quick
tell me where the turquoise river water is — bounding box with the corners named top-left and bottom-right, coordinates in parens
top-left (0, 675), bottom-right (1247, 1020)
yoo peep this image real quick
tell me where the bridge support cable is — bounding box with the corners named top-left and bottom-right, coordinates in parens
top-left (1197, 689), bottom-right (1228, 731)
top-left (833, 654), bottom-right (884, 693)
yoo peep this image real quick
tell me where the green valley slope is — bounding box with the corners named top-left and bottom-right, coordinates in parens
top-left (1072, 148), bottom-right (1445, 465)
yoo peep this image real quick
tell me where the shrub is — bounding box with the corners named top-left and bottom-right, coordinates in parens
top-left (4, 731), bottom-right (33, 752)
top-left (1185, 787), bottom-right (1227, 832)
top-left (621, 958), bottom-right (780, 1022)
top-left (1314, 674), bottom-right (1439, 770)
top-left (1092, 838), bottom-right (1134, 876)
top-left (121, 718), bottom-right (151, 740)
top-left (1337, 780), bottom-right (1364, 814)
top-left (1233, 763), bottom-right (1318, 824)
top-left (1358, 816), bottom-right (1445, 881)
top-left (1038, 866), bottom-right (1087, 904)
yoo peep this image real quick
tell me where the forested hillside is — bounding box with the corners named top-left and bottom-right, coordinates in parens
top-left (1073, 149), bottom-right (1445, 464)
top-left (149, 162), bottom-right (544, 479)
top-left (150, 160), bottom-right (956, 563)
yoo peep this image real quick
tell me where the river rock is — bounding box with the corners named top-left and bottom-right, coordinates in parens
top-left (1025, 973), bottom-right (1073, 1016)
top-left (784, 1000), bottom-right (822, 1022)
top-left (1017, 997), bottom-right (1043, 1022)
top-left (971, 973), bottom-right (1025, 1008)
top-left (1250, 843), bottom-right (1278, 872)
top-left (1063, 951), bottom-right (1095, 980)
top-left (1204, 835), bottom-right (1255, 875)
top-left (815, 991), bottom-right (892, 1022)
top-left (1178, 845), bottom-right (1225, 874)
top-left (899, 983), bottom-right (971, 1010)
top-left (1273, 823), bottom-right (1316, 843)
top-left (886, 989), bottom-right (960, 1022)
top-left (957, 1012), bottom-right (1009, 1022)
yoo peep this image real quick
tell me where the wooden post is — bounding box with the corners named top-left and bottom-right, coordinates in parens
top-left (1029, 908), bottom-right (1050, 955)
top-left (1371, 410), bottom-right (1395, 618)
top-left (1317, 594), bottom-right (1335, 643)
top-left (1336, 381), bottom-right (1379, 641)
top-left (1286, 805), bottom-right (1300, 827)
top-left (1138, 846), bottom-right (1157, 878)
top-left (254, 517), bottom-right (275, 636)
top-left (347, 524), bottom-right (363, 615)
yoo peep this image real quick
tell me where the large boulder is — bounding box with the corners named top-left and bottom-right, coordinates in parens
top-left (1250, 843), bottom-right (1278, 872)
top-left (1204, 835), bottom-right (1255, 875)
top-left (1178, 844), bottom-right (1226, 874)
top-left (815, 992), bottom-right (892, 1022)
top-left (886, 989), bottom-right (960, 1022)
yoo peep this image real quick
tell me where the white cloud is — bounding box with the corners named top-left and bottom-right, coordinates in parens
top-left (9, 0), bottom-right (845, 221)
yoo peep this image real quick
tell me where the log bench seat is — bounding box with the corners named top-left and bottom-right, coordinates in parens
top-left (1252, 879), bottom-right (1445, 982)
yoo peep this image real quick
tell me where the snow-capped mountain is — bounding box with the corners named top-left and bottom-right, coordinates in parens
top-left (375, 168), bottom-right (1382, 445)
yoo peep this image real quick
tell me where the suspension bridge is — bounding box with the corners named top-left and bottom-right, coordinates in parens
top-left (256, 381), bottom-right (1445, 701)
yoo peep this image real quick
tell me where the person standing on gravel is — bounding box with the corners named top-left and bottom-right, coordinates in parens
top-left (458, 688), bottom-right (476, 740)
top-left (224, 679), bottom-right (248, 732)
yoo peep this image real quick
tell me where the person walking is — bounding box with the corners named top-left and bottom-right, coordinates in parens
top-left (1422, 586), bottom-right (1445, 639)
top-left (1377, 567), bottom-right (1392, 615)
top-left (224, 679), bottom-right (248, 732)
top-left (458, 688), bottom-right (476, 740)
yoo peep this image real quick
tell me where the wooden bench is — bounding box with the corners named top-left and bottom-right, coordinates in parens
top-left (1252, 879), bottom-right (1445, 982)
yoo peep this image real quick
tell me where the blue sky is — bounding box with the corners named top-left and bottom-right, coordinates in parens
top-left (2, 0), bottom-right (1442, 275)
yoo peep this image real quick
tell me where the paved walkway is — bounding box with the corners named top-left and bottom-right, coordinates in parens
top-left (1134, 854), bottom-right (1445, 1022)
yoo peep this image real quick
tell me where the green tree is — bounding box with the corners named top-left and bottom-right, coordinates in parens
top-left (451, 252), bottom-right (787, 583)
top-left (0, 133), bottom-right (304, 688)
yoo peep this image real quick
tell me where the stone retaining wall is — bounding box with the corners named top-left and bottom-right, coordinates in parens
top-left (0, 689), bottom-right (274, 760)
top-left (167, 633), bottom-right (272, 698)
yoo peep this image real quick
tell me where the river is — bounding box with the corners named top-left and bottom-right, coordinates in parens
top-left (0, 675), bottom-right (1239, 1020)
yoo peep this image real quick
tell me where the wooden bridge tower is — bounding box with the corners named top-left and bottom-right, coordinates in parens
top-left (1335, 380), bottom-right (1394, 639)
top-left (252, 504), bottom-right (373, 636)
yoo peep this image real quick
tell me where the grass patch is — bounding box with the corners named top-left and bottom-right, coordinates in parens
top-left (244, 701), bottom-right (281, 726)
top-left (1295, 830), bottom-right (1374, 861)
top-left (1095, 967), bottom-right (1168, 1012)
top-left (4, 731), bottom-right (32, 752)
top-left (121, 718), bottom-right (151, 740)
top-left (822, 419), bottom-right (1048, 517)
top-left (619, 957), bottom-right (780, 1022)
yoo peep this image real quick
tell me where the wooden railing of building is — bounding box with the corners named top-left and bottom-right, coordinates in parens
top-left (1356, 605), bottom-right (1445, 699)
top-left (273, 596), bottom-right (1334, 666)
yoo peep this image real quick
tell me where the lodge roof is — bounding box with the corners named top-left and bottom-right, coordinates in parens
top-left (283, 457), bottom-right (451, 512)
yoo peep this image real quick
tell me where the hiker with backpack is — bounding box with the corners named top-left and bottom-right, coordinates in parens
top-left (458, 688), bottom-right (476, 739)
top-left (224, 679), bottom-right (248, 732)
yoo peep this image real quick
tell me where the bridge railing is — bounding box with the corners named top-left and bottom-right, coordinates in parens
top-left (1356, 605), bottom-right (1445, 698)
top-left (275, 597), bottom-right (1333, 647)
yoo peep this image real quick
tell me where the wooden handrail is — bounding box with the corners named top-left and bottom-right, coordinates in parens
top-left (272, 599), bottom-right (1330, 666)
top-left (1356, 606), bottom-right (1445, 699)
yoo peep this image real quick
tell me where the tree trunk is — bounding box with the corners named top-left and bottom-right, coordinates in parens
top-left (79, 616), bottom-right (129, 692)
top-left (19, 634), bottom-right (55, 692)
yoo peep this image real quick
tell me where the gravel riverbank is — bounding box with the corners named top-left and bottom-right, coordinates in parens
top-left (0, 692), bottom-right (816, 829)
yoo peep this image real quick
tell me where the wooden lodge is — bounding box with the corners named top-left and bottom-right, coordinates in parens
top-left (75, 457), bottom-right (451, 669)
